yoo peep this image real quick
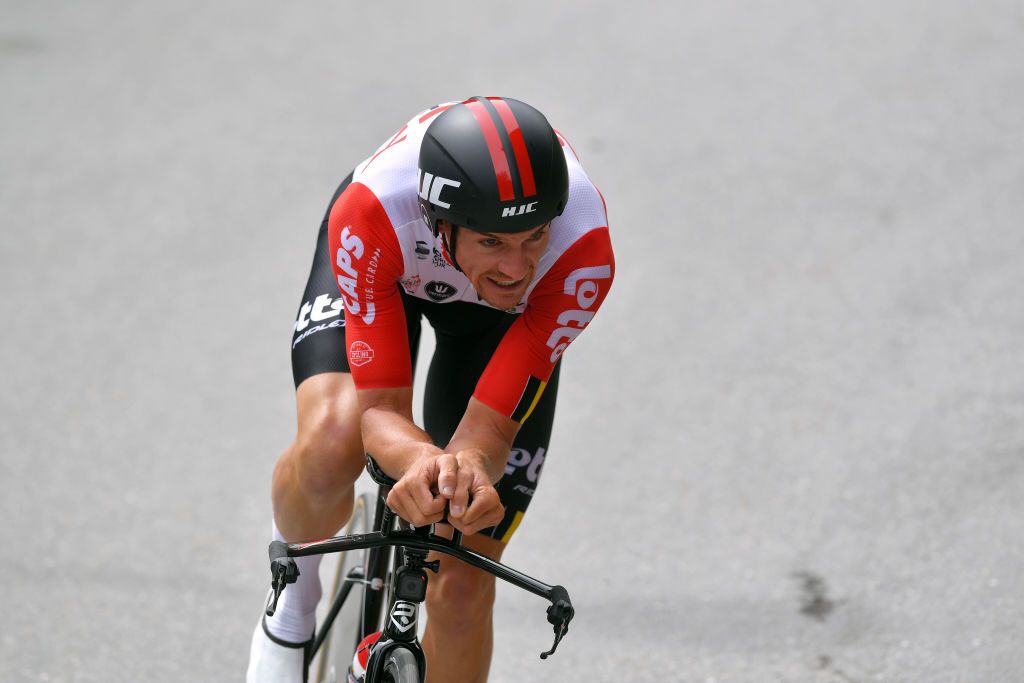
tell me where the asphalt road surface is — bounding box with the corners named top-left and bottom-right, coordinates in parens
top-left (3, 1), bottom-right (1024, 681)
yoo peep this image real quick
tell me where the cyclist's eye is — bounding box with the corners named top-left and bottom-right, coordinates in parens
top-left (480, 239), bottom-right (502, 248)
top-left (528, 229), bottom-right (547, 242)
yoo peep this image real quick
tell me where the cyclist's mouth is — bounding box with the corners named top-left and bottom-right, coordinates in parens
top-left (486, 276), bottom-right (526, 291)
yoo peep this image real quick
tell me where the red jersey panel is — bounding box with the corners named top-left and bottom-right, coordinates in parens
top-left (327, 182), bottom-right (412, 388)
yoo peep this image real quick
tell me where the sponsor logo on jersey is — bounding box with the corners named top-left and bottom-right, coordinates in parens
top-left (294, 294), bottom-right (344, 333)
top-left (545, 265), bottom-right (612, 362)
top-left (335, 226), bottom-right (377, 325)
top-left (501, 201), bottom-right (538, 218)
top-left (432, 247), bottom-right (448, 269)
top-left (389, 601), bottom-right (417, 633)
top-left (415, 240), bottom-right (431, 259)
top-left (504, 447), bottom-right (545, 493)
top-left (292, 318), bottom-right (345, 349)
top-left (400, 275), bottom-right (421, 293)
top-left (418, 170), bottom-right (461, 209)
top-left (425, 281), bottom-right (458, 302)
top-left (348, 341), bottom-right (375, 367)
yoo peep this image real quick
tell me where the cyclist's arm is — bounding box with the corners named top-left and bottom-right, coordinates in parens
top-left (359, 389), bottom-right (513, 532)
top-left (358, 386), bottom-right (443, 475)
top-left (328, 184), bottom-right (455, 524)
top-left (357, 390), bottom-right (512, 482)
top-left (445, 397), bottom-right (519, 483)
top-left (328, 182), bottom-right (434, 471)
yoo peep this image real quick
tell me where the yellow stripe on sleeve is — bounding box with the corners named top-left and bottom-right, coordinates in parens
top-left (500, 511), bottom-right (526, 544)
top-left (518, 380), bottom-right (547, 424)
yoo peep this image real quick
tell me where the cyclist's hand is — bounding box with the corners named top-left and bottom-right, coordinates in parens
top-left (445, 450), bottom-right (505, 536)
top-left (387, 453), bottom-right (453, 526)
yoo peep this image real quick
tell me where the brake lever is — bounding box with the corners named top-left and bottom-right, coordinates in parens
top-left (539, 597), bottom-right (574, 659)
top-left (265, 541), bottom-right (300, 617)
top-left (539, 621), bottom-right (567, 659)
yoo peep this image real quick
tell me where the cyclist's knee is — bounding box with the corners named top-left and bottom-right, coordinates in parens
top-left (426, 562), bottom-right (496, 627)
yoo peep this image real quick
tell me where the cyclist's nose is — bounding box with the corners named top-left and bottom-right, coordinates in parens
top-left (497, 248), bottom-right (530, 281)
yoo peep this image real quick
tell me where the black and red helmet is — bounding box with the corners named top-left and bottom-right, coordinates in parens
top-left (418, 96), bottom-right (569, 235)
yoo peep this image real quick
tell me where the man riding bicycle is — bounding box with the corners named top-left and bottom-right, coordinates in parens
top-left (248, 96), bottom-right (614, 683)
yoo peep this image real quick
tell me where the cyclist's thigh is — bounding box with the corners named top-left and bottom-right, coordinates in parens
top-left (421, 303), bottom-right (561, 543)
top-left (291, 172), bottom-right (422, 390)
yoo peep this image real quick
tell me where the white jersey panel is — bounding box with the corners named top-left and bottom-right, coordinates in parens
top-left (351, 105), bottom-right (450, 234)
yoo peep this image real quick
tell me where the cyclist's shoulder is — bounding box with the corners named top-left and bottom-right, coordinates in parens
top-left (529, 224), bottom-right (614, 303)
top-left (332, 103), bottom-right (459, 236)
top-left (352, 102), bottom-right (458, 191)
top-left (526, 179), bottom-right (613, 306)
top-left (538, 166), bottom-right (613, 281)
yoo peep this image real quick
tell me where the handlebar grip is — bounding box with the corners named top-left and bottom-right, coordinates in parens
top-left (548, 585), bottom-right (571, 607)
top-left (269, 540), bottom-right (290, 563)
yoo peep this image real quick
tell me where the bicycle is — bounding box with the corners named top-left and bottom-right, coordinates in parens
top-left (264, 455), bottom-right (575, 683)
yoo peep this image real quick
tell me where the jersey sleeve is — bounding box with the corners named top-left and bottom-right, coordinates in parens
top-left (473, 226), bottom-right (615, 422)
top-left (327, 182), bottom-right (411, 388)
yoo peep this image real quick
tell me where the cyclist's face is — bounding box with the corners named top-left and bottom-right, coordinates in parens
top-left (440, 221), bottom-right (551, 310)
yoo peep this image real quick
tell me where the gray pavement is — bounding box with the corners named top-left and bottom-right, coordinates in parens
top-left (3, 1), bottom-right (1024, 681)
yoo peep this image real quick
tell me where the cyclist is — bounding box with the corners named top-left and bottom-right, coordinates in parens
top-left (247, 96), bottom-right (614, 683)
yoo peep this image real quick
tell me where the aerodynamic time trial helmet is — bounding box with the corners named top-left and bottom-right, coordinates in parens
top-left (417, 96), bottom-right (570, 237)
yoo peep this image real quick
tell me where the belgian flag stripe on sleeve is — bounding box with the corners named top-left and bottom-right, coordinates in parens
top-left (511, 376), bottom-right (547, 423)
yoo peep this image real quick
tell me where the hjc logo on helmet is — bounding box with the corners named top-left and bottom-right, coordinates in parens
top-left (418, 169), bottom-right (461, 209)
top-left (502, 202), bottom-right (538, 218)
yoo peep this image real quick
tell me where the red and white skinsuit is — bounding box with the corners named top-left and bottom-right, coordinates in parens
top-left (327, 104), bottom-right (614, 422)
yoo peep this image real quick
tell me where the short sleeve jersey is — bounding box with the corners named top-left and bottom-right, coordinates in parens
top-left (328, 103), bottom-right (615, 422)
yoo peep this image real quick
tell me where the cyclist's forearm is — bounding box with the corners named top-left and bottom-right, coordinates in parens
top-left (446, 398), bottom-right (518, 484)
top-left (358, 388), bottom-right (443, 478)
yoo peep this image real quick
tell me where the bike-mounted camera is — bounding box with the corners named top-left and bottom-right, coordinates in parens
top-left (394, 565), bottom-right (430, 602)
top-left (386, 529), bottom-right (439, 640)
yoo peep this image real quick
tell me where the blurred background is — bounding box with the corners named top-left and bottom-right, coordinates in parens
top-left (3, 1), bottom-right (1023, 680)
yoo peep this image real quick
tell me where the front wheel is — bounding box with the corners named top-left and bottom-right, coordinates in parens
top-left (381, 646), bottom-right (421, 683)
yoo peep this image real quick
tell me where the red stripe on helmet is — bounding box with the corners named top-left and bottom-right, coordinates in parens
top-left (488, 98), bottom-right (536, 198)
top-left (465, 100), bottom-right (515, 202)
